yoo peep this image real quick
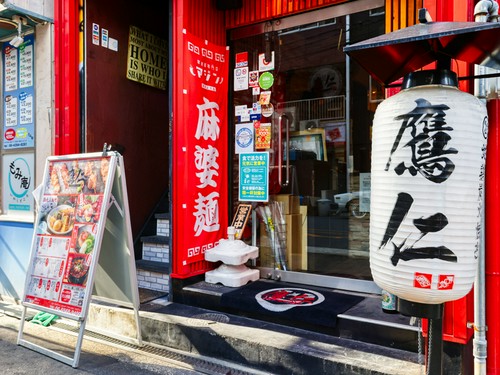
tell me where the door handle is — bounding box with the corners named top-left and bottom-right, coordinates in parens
top-left (278, 113), bottom-right (290, 188)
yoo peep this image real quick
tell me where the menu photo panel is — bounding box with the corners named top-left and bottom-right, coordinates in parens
top-left (22, 154), bottom-right (113, 319)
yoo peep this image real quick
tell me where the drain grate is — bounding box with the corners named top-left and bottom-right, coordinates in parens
top-left (52, 321), bottom-right (270, 375)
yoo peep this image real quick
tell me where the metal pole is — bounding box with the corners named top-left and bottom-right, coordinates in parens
top-left (427, 312), bottom-right (444, 375)
top-left (345, 14), bottom-right (351, 192)
top-left (473, 2), bottom-right (498, 373)
top-left (485, 99), bottom-right (500, 374)
top-left (398, 300), bottom-right (444, 375)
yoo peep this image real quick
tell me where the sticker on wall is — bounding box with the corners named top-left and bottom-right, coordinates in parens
top-left (255, 122), bottom-right (271, 149)
top-left (101, 28), bottom-right (109, 48)
top-left (238, 152), bottom-right (269, 203)
top-left (261, 103), bottom-right (274, 117)
top-left (252, 87), bottom-right (261, 96)
top-left (234, 67), bottom-right (249, 91)
top-left (258, 52), bottom-right (274, 72)
top-left (109, 38), bottom-right (118, 51)
top-left (235, 123), bottom-right (254, 154)
top-left (252, 102), bottom-right (261, 114)
top-left (235, 52), bottom-right (248, 68)
top-left (240, 109), bottom-right (251, 122)
top-left (235, 104), bottom-right (248, 117)
top-left (259, 72), bottom-right (274, 90)
top-left (249, 71), bottom-right (259, 87)
top-left (259, 91), bottom-right (271, 105)
top-left (92, 23), bottom-right (100, 45)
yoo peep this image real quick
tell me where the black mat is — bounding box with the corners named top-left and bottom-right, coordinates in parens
top-left (220, 281), bottom-right (364, 328)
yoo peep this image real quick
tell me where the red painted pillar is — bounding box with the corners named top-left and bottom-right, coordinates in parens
top-left (54, 0), bottom-right (81, 155)
top-left (486, 98), bottom-right (500, 375)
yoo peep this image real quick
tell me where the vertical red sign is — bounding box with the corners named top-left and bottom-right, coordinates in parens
top-left (173, 31), bottom-right (229, 276)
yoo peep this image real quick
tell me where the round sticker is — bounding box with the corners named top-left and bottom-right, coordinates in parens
top-left (261, 103), bottom-right (274, 117)
top-left (236, 127), bottom-right (253, 148)
top-left (259, 72), bottom-right (274, 90)
top-left (5, 128), bottom-right (15, 141)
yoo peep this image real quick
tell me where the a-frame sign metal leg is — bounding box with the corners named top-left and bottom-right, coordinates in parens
top-left (17, 306), bottom-right (87, 368)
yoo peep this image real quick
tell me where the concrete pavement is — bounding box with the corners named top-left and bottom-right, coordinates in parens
top-left (91, 298), bottom-right (425, 375)
top-left (0, 296), bottom-right (425, 375)
top-left (0, 302), bottom-right (274, 375)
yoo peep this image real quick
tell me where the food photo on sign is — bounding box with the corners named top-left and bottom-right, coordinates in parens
top-left (71, 223), bottom-right (97, 255)
top-left (63, 253), bottom-right (91, 286)
top-left (75, 194), bottom-right (103, 223)
top-left (37, 195), bottom-right (77, 236)
top-left (45, 158), bottom-right (109, 195)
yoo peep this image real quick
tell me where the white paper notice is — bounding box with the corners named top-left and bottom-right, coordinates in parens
top-left (234, 67), bottom-right (248, 91)
top-left (240, 110), bottom-right (251, 122)
top-left (109, 38), bottom-right (118, 51)
top-left (258, 52), bottom-right (275, 72)
top-left (20, 93), bottom-right (33, 124)
top-left (19, 44), bottom-right (33, 88)
top-left (234, 105), bottom-right (247, 117)
top-left (5, 48), bottom-right (18, 92)
top-left (5, 95), bottom-right (18, 127)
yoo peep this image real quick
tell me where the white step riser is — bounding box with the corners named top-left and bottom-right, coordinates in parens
top-left (142, 243), bottom-right (170, 263)
top-left (137, 269), bottom-right (169, 292)
top-left (157, 219), bottom-right (170, 236)
top-left (137, 217), bottom-right (170, 293)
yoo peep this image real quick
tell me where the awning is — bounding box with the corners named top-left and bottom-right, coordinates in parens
top-left (0, 0), bottom-right (53, 41)
top-left (343, 21), bottom-right (500, 85)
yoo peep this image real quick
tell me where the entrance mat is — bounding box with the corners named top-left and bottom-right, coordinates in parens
top-left (220, 281), bottom-right (364, 328)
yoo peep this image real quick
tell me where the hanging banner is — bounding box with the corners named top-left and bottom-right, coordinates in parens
top-left (2, 34), bottom-right (35, 149)
top-left (173, 30), bottom-right (229, 272)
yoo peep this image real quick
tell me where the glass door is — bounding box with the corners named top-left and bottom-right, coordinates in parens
top-left (230, 6), bottom-right (385, 292)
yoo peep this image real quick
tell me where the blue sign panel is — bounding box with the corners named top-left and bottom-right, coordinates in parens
top-left (238, 152), bottom-right (269, 202)
top-left (3, 34), bottom-right (35, 149)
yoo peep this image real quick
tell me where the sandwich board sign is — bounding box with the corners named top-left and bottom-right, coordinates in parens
top-left (17, 151), bottom-right (141, 368)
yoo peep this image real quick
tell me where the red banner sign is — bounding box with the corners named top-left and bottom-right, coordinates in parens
top-left (172, 31), bottom-right (229, 275)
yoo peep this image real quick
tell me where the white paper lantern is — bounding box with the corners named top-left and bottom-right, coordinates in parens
top-left (370, 70), bottom-right (488, 304)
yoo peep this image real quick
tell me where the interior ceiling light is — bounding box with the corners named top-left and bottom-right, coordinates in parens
top-left (9, 14), bottom-right (26, 48)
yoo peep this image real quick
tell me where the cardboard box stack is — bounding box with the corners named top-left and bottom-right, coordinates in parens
top-left (258, 195), bottom-right (307, 271)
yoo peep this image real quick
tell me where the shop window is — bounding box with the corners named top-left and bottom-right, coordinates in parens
top-left (230, 7), bottom-right (385, 282)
